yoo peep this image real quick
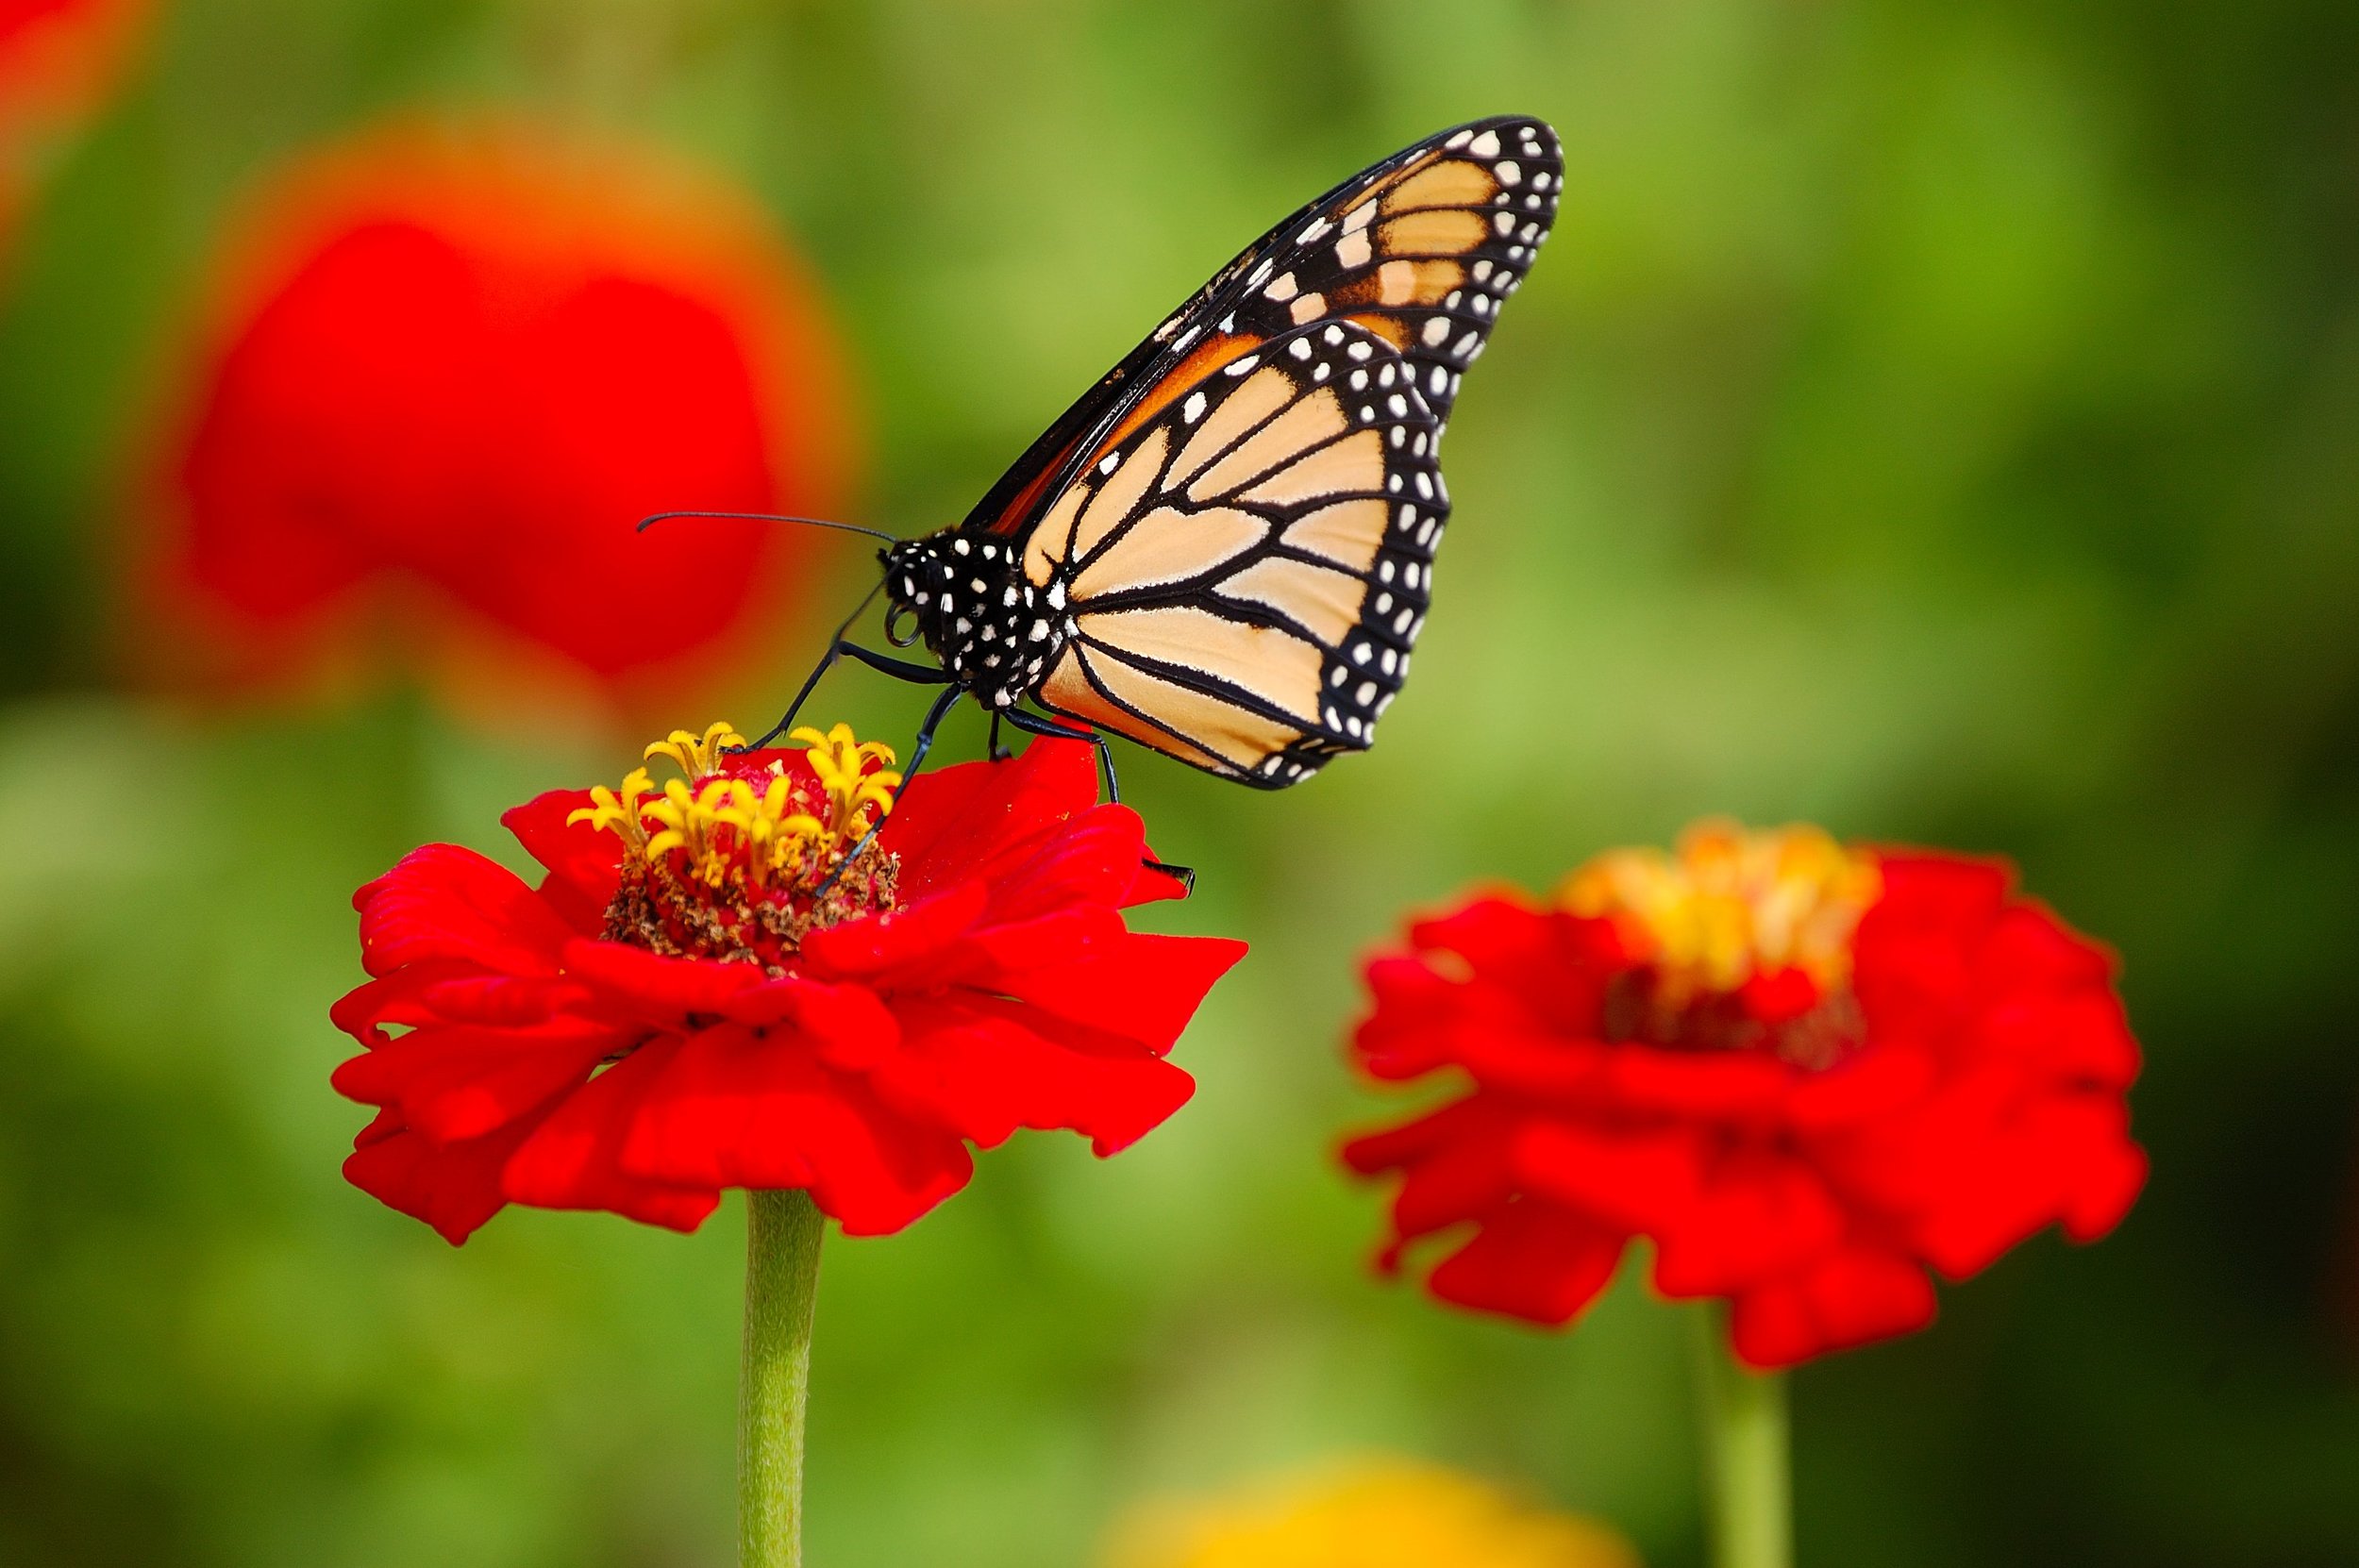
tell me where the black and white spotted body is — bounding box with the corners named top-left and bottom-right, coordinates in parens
top-left (883, 534), bottom-right (1066, 712)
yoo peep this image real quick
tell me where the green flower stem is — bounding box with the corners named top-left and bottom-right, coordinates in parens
top-left (741, 1190), bottom-right (825, 1568)
top-left (1691, 1305), bottom-right (1793, 1568)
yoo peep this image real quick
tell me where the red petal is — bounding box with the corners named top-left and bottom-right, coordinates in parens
top-left (1905, 1093), bottom-right (2143, 1278)
top-left (1726, 1247), bottom-right (1936, 1368)
top-left (957, 905), bottom-right (1128, 980)
top-left (1514, 1121), bottom-right (1702, 1232)
top-left (500, 1040), bottom-right (724, 1233)
top-left (990, 931), bottom-right (1247, 1054)
top-left (2064, 1135), bottom-right (2148, 1242)
top-left (331, 960), bottom-right (471, 1046)
top-left (1868, 852), bottom-right (2013, 928)
top-left (797, 880), bottom-right (988, 983)
top-left (614, 1025), bottom-right (974, 1236)
top-left (881, 741), bottom-right (1100, 899)
top-left (871, 995), bottom-right (1196, 1155)
top-left (342, 1109), bottom-right (549, 1245)
top-left (1424, 1203), bottom-right (1626, 1326)
top-left (354, 843), bottom-right (577, 979)
top-left (1410, 893), bottom-right (1551, 970)
top-left (1352, 954), bottom-right (1534, 1081)
top-left (1782, 1043), bottom-right (1937, 1133)
top-left (1413, 900), bottom-right (1625, 1037)
top-left (330, 1019), bottom-right (616, 1142)
top-left (1387, 1116), bottom-right (1520, 1239)
top-left (1598, 1045), bottom-right (1791, 1124)
top-left (501, 788), bottom-right (624, 930)
top-left (1973, 901), bottom-right (2116, 993)
top-left (559, 938), bottom-right (766, 1025)
top-left (1851, 854), bottom-right (2012, 1027)
top-left (1650, 1147), bottom-right (1847, 1297)
top-left (1972, 988), bottom-right (2141, 1089)
top-left (414, 973), bottom-right (585, 1027)
top-left (1339, 1097), bottom-right (1492, 1176)
top-left (1454, 1028), bottom-right (1611, 1099)
top-left (722, 976), bottom-right (903, 1071)
top-left (978, 805), bottom-right (1152, 924)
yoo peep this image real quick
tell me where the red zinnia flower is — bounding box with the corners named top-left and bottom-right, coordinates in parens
top-left (1342, 822), bottom-right (2147, 1367)
top-left (141, 120), bottom-right (857, 720)
top-left (332, 723), bottom-right (1245, 1242)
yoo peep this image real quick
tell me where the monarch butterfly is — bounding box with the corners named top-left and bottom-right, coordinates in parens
top-left (664, 115), bottom-right (1559, 839)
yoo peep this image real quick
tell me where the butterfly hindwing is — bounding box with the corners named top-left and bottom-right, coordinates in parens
top-left (1020, 320), bottom-right (1446, 787)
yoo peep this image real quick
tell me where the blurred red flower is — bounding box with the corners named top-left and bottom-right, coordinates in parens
top-left (1342, 822), bottom-right (2148, 1367)
top-left (0, 0), bottom-right (149, 264)
top-left (331, 724), bottom-right (1243, 1242)
top-left (142, 120), bottom-right (857, 720)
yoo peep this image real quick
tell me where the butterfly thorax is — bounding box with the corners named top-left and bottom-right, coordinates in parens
top-left (882, 531), bottom-right (1067, 710)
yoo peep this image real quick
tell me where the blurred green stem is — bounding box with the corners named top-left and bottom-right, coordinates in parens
top-left (1691, 1306), bottom-right (1792, 1568)
top-left (742, 1190), bottom-right (824, 1568)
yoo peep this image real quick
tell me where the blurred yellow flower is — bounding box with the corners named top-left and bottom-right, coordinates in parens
top-left (1103, 1458), bottom-right (1640, 1568)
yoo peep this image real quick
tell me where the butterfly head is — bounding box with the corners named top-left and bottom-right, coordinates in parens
top-left (881, 530), bottom-right (1065, 710)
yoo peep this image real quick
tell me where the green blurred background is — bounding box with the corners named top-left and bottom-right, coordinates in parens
top-left (4, 1), bottom-right (2357, 1564)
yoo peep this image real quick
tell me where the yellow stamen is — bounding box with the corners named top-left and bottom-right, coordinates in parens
top-left (565, 766), bottom-right (657, 850)
top-left (573, 720), bottom-right (904, 971)
top-left (1558, 818), bottom-right (1881, 1006)
top-left (791, 723), bottom-right (902, 840)
top-left (575, 720), bottom-right (902, 892)
top-left (644, 721), bottom-right (749, 780)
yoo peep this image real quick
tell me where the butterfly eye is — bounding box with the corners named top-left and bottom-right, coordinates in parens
top-left (885, 601), bottom-right (922, 648)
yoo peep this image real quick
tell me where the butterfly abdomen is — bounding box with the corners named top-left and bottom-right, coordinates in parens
top-left (883, 533), bottom-right (1067, 709)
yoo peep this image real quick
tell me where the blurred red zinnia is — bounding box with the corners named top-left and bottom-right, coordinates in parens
top-left (143, 120), bottom-right (856, 718)
top-left (1342, 822), bottom-right (2148, 1367)
top-left (332, 724), bottom-right (1244, 1242)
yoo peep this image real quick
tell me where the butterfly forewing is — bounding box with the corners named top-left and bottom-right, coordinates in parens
top-left (1021, 320), bottom-right (1445, 787)
top-left (963, 115), bottom-right (1559, 541)
top-left (1201, 116), bottom-right (1560, 434)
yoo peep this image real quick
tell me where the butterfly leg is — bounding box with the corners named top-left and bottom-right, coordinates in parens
top-left (744, 641), bottom-right (951, 750)
top-left (1000, 709), bottom-right (1117, 796)
top-left (1000, 709), bottom-right (1195, 895)
top-left (811, 683), bottom-right (964, 900)
top-left (987, 711), bottom-right (1012, 763)
top-left (739, 581), bottom-right (893, 749)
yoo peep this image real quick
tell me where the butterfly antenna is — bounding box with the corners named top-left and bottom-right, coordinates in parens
top-left (637, 509), bottom-right (899, 545)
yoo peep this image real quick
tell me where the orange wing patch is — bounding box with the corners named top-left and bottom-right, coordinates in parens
top-left (1381, 156), bottom-right (1497, 215)
top-left (1096, 331), bottom-right (1264, 456)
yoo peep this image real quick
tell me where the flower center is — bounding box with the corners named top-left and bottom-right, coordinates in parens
top-left (570, 721), bottom-right (902, 972)
top-left (1558, 819), bottom-right (1881, 1068)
